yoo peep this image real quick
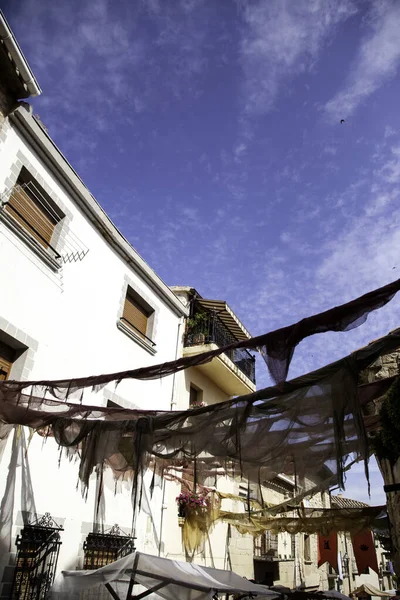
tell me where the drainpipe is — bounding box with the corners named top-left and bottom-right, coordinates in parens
top-left (158, 316), bottom-right (183, 555)
top-left (158, 477), bottom-right (167, 557)
top-left (170, 317), bottom-right (183, 411)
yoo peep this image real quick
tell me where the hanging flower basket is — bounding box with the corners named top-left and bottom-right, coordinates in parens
top-left (176, 491), bottom-right (209, 526)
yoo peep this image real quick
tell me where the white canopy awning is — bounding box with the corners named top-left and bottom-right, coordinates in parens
top-left (49, 551), bottom-right (280, 600)
top-left (353, 584), bottom-right (397, 598)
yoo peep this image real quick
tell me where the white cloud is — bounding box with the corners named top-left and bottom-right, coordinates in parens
top-left (364, 188), bottom-right (399, 216)
top-left (10, 0), bottom-right (211, 152)
top-left (234, 143), bottom-right (247, 162)
top-left (280, 231), bottom-right (292, 243)
top-left (378, 145), bottom-right (400, 183)
top-left (384, 125), bottom-right (397, 138)
top-left (325, 0), bottom-right (400, 121)
top-left (232, 127), bottom-right (400, 392)
top-left (323, 146), bottom-right (337, 155)
top-left (238, 0), bottom-right (357, 115)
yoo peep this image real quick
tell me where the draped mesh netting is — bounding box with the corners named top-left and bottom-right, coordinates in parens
top-left (178, 498), bottom-right (386, 552)
top-left (0, 278), bottom-right (399, 397)
top-left (0, 328), bottom-right (399, 501)
top-left (168, 486), bottom-right (387, 552)
top-left (215, 505), bottom-right (387, 537)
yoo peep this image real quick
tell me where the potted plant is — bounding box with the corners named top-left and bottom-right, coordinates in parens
top-left (186, 312), bottom-right (208, 344)
top-left (176, 491), bottom-right (209, 526)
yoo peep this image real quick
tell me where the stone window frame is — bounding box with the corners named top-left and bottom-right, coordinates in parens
top-left (116, 276), bottom-right (158, 356)
top-left (0, 118), bottom-right (11, 147)
top-left (0, 150), bottom-right (73, 272)
top-left (0, 316), bottom-right (38, 381)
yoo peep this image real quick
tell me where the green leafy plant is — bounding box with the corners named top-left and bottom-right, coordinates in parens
top-left (186, 312), bottom-right (208, 333)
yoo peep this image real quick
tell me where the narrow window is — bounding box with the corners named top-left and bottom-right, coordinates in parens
top-left (189, 384), bottom-right (203, 408)
top-left (304, 534), bottom-right (311, 562)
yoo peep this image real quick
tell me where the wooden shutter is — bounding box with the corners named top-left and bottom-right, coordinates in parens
top-left (5, 186), bottom-right (57, 248)
top-left (122, 293), bottom-right (149, 338)
top-left (0, 341), bottom-right (15, 381)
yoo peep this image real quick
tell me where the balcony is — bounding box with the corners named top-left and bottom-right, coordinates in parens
top-left (183, 302), bottom-right (256, 395)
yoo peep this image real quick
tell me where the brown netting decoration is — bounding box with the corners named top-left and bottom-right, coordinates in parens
top-left (0, 278), bottom-right (399, 392)
top-left (0, 328), bottom-right (400, 505)
top-left (177, 491), bottom-right (386, 553)
top-left (216, 505), bottom-right (387, 537)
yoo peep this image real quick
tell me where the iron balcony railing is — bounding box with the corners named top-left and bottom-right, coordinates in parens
top-left (83, 525), bottom-right (135, 570)
top-left (184, 310), bottom-right (256, 384)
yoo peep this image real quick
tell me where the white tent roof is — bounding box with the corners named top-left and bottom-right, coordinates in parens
top-left (353, 584), bottom-right (397, 598)
top-left (49, 551), bottom-right (280, 600)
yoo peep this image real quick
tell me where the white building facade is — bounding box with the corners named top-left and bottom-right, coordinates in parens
top-left (0, 11), bottom-right (188, 598)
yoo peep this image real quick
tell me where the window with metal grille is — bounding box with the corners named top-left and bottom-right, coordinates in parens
top-left (83, 526), bottom-right (135, 570)
top-left (0, 340), bottom-right (15, 380)
top-left (121, 288), bottom-right (154, 344)
top-left (10, 513), bottom-right (63, 600)
top-left (3, 169), bottom-right (62, 254)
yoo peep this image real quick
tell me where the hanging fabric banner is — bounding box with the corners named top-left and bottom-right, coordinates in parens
top-left (318, 533), bottom-right (338, 571)
top-left (351, 530), bottom-right (379, 575)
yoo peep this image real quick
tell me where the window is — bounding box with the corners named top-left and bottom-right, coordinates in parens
top-left (117, 282), bottom-right (158, 354)
top-left (254, 532), bottom-right (278, 557)
top-left (189, 384), bottom-right (203, 408)
top-left (189, 385), bottom-right (199, 406)
top-left (4, 168), bottom-right (62, 253)
top-left (304, 534), bottom-right (311, 562)
top-left (0, 340), bottom-right (15, 380)
top-left (121, 288), bottom-right (154, 343)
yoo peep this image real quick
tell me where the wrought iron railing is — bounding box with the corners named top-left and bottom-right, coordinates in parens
top-left (10, 513), bottom-right (63, 600)
top-left (0, 182), bottom-right (89, 264)
top-left (83, 525), bottom-right (135, 570)
top-left (184, 310), bottom-right (256, 383)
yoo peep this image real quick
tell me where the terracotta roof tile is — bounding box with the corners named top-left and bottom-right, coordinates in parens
top-left (331, 495), bottom-right (369, 509)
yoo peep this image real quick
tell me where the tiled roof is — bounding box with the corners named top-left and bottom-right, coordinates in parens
top-left (331, 495), bottom-right (369, 509)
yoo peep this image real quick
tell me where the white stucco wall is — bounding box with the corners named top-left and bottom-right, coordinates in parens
top-left (163, 336), bottom-right (255, 576)
top-left (0, 117), bottom-right (185, 587)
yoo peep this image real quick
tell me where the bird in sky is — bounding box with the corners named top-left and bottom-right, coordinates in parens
top-left (340, 119), bottom-right (345, 124)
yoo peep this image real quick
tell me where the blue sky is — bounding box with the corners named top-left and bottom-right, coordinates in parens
top-left (4, 0), bottom-right (400, 505)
